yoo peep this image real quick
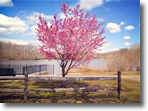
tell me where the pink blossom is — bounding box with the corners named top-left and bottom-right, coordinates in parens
top-left (36, 3), bottom-right (106, 77)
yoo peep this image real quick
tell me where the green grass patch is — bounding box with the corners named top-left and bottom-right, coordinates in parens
top-left (0, 78), bottom-right (140, 103)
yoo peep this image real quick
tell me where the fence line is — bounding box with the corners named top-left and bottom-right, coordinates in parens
top-left (0, 88), bottom-right (117, 93)
top-left (0, 77), bottom-right (117, 81)
top-left (0, 72), bottom-right (121, 101)
top-left (0, 64), bottom-right (54, 75)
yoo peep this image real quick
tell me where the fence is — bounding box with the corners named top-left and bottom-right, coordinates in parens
top-left (0, 64), bottom-right (54, 75)
top-left (0, 71), bottom-right (121, 102)
top-left (23, 65), bottom-right (47, 74)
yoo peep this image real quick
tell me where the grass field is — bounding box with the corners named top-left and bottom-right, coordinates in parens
top-left (0, 71), bottom-right (140, 103)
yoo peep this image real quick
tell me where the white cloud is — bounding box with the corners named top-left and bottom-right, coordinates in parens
top-left (113, 48), bottom-right (119, 51)
top-left (97, 17), bottom-right (105, 22)
top-left (0, 14), bottom-right (29, 35)
top-left (30, 25), bottom-right (38, 36)
top-left (80, 0), bottom-right (103, 11)
top-left (30, 22), bottom-right (52, 36)
top-left (0, 37), bottom-right (41, 45)
top-left (94, 49), bottom-right (107, 53)
top-left (93, 49), bottom-right (101, 53)
top-left (106, 22), bottom-right (121, 33)
top-left (59, 13), bottom-right (66, 19)
top-left (120, 21), bottom-right (124, 25)
top-left (58, 12), bottom-right (74, 19)
top-left (124, 42), bottom-right (133, 46)
top-left (123, 36), bottom-right (131, 40)
top-left (47, 22), bottom-right (52, 28)
top-left (94, 42), bottom-right (111, 53)
top-left (102, 43), bottom-right (111, 47)
top-left (124, 25), bottom-right (135, 30)
top-left (25, 11), bottom-right (53, 25)
top-left (0, 12), bottom-right (54, 36)
top-left (0, 27), bottom-right (7, 35)
top-left (0, 0), bottom-right (13, 7)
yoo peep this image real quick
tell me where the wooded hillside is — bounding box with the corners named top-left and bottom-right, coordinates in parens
top-left (0, 41), bottom-right (45, 60)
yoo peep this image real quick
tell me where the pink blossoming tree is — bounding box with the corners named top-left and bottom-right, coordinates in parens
top-left (36, 3), bottom-right (106, 77)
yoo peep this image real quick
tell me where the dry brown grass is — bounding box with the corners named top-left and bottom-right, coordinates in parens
top-left (68, 69), bottom-right (140, 77)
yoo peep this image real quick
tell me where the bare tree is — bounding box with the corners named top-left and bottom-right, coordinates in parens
top-left (107, 52), bottom-right (129, 71)
top-left (107, 44), bottom-right (140, 72)
top-left (126, 44), bottom-right (140, 71)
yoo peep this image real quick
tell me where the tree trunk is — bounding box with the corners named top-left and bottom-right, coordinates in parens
top-left (62, 66), bottom-right (66, 77)
top-left (61, 60), bottom-right (73, 77)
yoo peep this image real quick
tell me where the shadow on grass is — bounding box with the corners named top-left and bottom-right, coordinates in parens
top-left (0, 78), bottom-right (140, 103)
top-left (0, 91), bottom-right (117, 103)
top-left (31, 80), bottom-right (89, 88)
top-left (0, 80), bottom-right (119, 103)
top-left (0, 80), bottom-right (24, 89)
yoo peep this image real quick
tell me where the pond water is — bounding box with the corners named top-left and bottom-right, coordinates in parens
top-left (0, 59), bottom-right (106, 75)
top-left (88, 59), bottom-right (107, 70)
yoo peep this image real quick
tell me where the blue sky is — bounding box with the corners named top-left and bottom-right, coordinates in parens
top-left (0, 0), bottom-right (140, 53)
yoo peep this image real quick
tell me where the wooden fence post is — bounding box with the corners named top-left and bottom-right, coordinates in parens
top-left (118, 71), bottom-right (121, 100)
top-left (24, 71), bottom-right (28, 102)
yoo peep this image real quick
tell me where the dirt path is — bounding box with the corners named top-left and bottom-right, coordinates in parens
top-left (120, 75), bottom-right (140, 81)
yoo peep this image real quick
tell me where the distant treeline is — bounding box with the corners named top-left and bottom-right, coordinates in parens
top-left (0, 41), bottom-right (45, 60)
top-left (97, 44), bottom-right (140, 71)
top-left (0, 41), bottom-right (140, 71)
top-left (94, 44), bottom-right (140, 60)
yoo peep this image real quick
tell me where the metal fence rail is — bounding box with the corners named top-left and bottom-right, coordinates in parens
top-left (0, 64), bottom-right (54, 75)
top-left (23, 65), bottom-right (47, 74)
top-left (0, 64), bottom-right (24, 75)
